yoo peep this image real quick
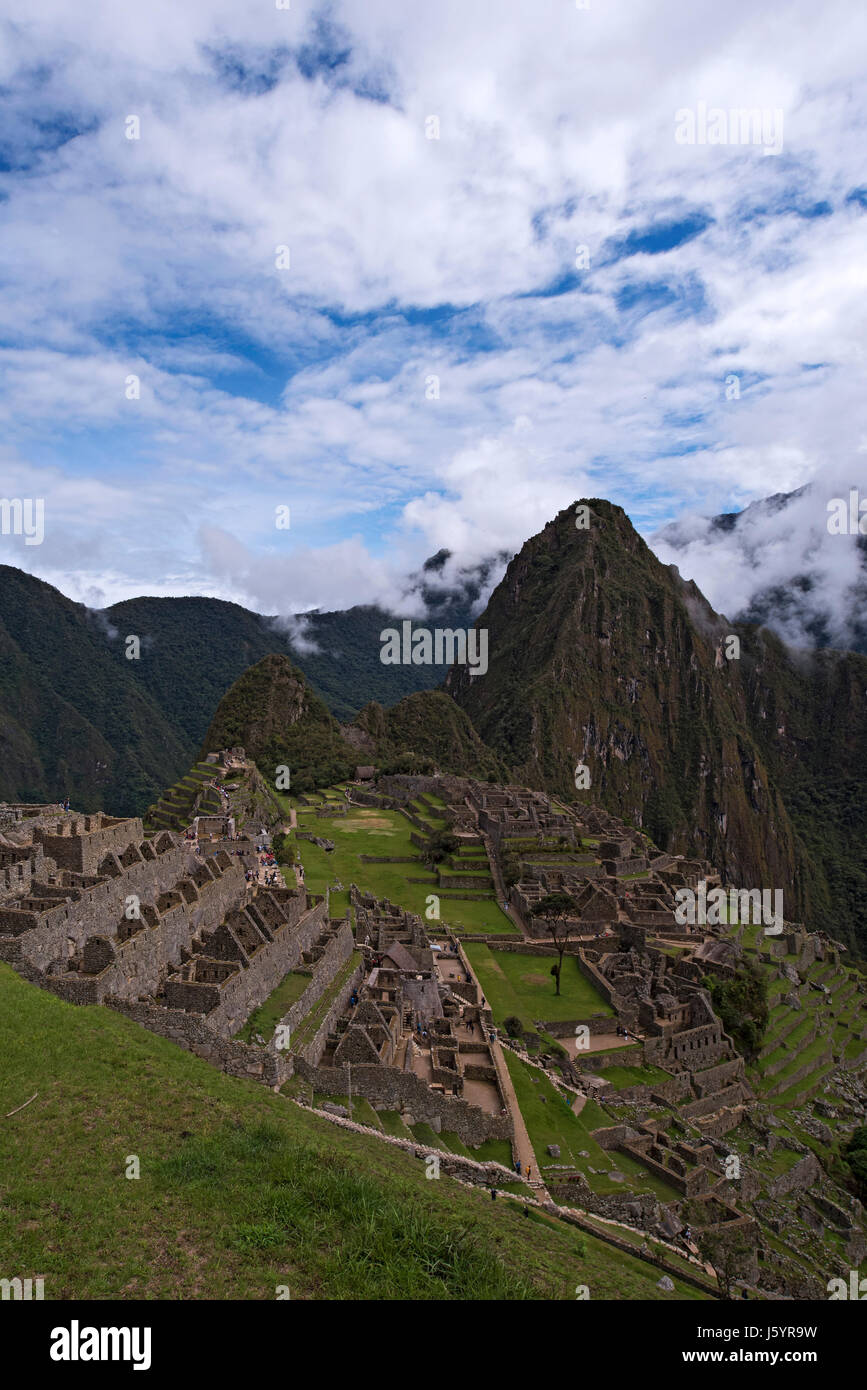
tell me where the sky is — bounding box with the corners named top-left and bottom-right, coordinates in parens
top-left (0, 0), bottom-right (865, 622)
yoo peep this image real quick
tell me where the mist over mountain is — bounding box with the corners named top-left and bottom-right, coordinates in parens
top-left (651, 481), bottom-right (867, 654)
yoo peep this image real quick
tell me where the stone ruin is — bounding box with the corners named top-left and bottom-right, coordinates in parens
top-left (0, 802), bottom-right (330, 1048)
top-left (290, 885), bottom-right (513, 1149)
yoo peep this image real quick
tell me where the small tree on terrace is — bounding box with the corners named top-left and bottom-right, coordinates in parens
top-left (531, 892), bottom-right (578, 997)
top-left (694, 1224), bottom-right (755, 1301)
top-left (424, 828), bottom-right (459, 868)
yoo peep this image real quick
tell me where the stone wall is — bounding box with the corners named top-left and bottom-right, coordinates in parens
top-left (168, 896), bottom-right (331, 1039)
top-left (34, 815), bottom-right (144, 876)
top-left (644, 1021), bottom-right (729, 1069)
top-left (544, 1015), bottom-right (618, 1039)
top-left (302, 958), bottom-right (366, 1066)
top-left (294, 1099), bottom-right (517, 1187)
top-left (437, 872), bottom-right (491, 890)
top-left (690, 1057), bottom-right (745, 1097)
top-left (545, 1198), bottom-right (718, 1296)
top-left (767, 1152), bottom-right (822, 1201)
top-left (0, 839), bottom-right (203, 973)
top-left (275, 921), bottom-right (355, 1044)
top-left (479, 938), bottom-right (584, 959)
top-left (293, 1056), bottom-right (513, 1147)
top-left (105, 997), bottom-right (292, 1086)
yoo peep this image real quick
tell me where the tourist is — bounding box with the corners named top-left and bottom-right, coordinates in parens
top-left (515, 1160), bottom-right (521, 1175)
top-left (526, 1165), bottom-right (532, 1180)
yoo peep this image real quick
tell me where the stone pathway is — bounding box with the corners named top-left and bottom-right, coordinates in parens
top-left (280, 811), bottom-right (305, 889)
top-left (490, 1035), bottom-right (546, 1193)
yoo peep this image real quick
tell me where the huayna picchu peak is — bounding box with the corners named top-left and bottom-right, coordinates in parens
top-left (447, 500), bottom-right (867, 958)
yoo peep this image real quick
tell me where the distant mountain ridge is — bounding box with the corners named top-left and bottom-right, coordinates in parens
top-left (0, 551), bottom-right (497, 814)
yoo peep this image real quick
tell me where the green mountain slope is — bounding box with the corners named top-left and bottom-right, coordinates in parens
top-left (446, 500), bottom-right (867, 954)
top-left (349, 690), bottom-right (507, 780)
top-left (199, 654), bottom-right (357, 793)
top-left (0, 567), bottom-right (481, 815)
top-left (0, 566), bottom-right (189, 815)
top-left (198, 658), bottom-right (505, 793)
top-left (105, 595), bottom-right (462, 729)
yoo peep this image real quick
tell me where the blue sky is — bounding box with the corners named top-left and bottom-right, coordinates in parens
top-left (0, 0), bottom-right (865, 618)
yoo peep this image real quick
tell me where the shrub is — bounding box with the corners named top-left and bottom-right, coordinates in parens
top-left (504, 1015), bottom-right (524, 1038)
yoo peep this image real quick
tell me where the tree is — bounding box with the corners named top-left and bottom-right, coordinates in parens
top-left (844, 1128), bottom-right (867, 1200)
top-left (501, 852), bottom-right (521, 888)
top-left (531, 892), bottom-right (578, 997)
top-left (424, 829), bottom-right (459, 868)
top-left (846, 1126), bottom-right (867, 1153)
top-left (504, 1015), bottom-right (524, 1038)
top-left (704, 958), bottom-right (769, 1061)
top-left (271, 831), bottom-right (290, 862)
top-left (694, 1224), bottom-right (755, 1300)
top-left (847, 1149), bottom-right (867, 1200)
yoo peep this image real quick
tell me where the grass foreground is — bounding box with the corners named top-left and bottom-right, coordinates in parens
top-left (0, 963), bottom-right (705, 1300)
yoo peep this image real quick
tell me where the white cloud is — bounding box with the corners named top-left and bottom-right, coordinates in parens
top-left (0, 0), bottom-right (865, 626)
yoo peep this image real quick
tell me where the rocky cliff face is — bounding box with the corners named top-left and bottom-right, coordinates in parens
top-left (447, 500), bottom-right (867, 952)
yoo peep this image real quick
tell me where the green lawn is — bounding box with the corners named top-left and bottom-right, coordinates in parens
top-left (0, 962), bottom-right (713, 1300)
top-left (597, 1063), bottom-right (671, 1090)
top-left (290, 952), bottom-right (362, 1053)
top-left (235, 971), bottom-right (313, 1043)
top-left (464, 945), bottom-right (613, 1025)
top-left (503, 1050), bottom-right (681, 1203)
top-left (378, 1110), bottom-right (413, 1139)
top-left (466, 1137), bottom-right (515, 1167)
top-left (288, 797), bottom-right (517, 936)
top-left (437, 1130), bottom-right (473, 1158)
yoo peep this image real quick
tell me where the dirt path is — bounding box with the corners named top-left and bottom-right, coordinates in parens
top-left (490, 1037), bottom-right (547, 1194)
top-left (275, 810), bottom-right (305, 888)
